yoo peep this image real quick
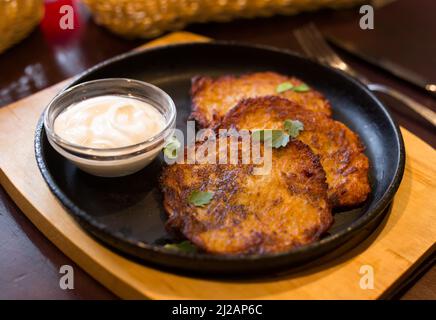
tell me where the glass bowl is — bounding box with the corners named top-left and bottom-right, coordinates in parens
top-left (43, 78), bottom-right (176, 177)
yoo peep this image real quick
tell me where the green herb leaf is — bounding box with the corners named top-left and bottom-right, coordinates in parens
top-left (277, 82), bottom-right (311, 93)
top-left (252, 129), bottom-right (290, 148)
top-left (276, 82), bottom-right (294, 93)
top-left (163, 136), bottom-right (181, 159)
top-left (292, 83), bottom-right (310, 92)
top-left (284, 119), bottom-right (304, 138)
top-left (164, 241), bottom-right (197, 253)
top-left (188, 190), bottom-right (214, 207)
top-left (270, 130), bottom-right (290, 148)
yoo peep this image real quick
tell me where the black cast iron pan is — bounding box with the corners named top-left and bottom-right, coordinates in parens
top-left (34, 42), bottom-right (405, 275)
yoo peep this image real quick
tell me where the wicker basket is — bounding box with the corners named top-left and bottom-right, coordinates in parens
top-left (84, 0), bottom-right (364, 39)
top-left (0, 0), bottom-right (44, 54)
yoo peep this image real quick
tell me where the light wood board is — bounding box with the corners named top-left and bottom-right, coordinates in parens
top-left (0, 32), bottom-right (435, 299)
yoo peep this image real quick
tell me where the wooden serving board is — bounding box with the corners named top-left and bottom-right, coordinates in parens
top-left (0, 32), bottom-right (435, 299)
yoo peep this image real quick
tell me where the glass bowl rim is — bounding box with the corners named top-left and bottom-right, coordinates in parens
top-left (43, 78), bottom-right (177, 153)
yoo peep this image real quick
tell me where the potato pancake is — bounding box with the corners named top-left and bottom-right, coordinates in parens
top-left (218, 96), bottom-right (370, 207)
top-left (190, 72), bottom-right (332, 127)
top-left (161, 135), bottom-right (332, 255)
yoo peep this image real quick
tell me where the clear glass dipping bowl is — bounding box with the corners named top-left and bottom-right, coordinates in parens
top-left (44, 78), bottom-right (176, 177)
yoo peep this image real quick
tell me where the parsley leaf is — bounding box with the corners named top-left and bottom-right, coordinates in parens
top-left (292, 83), bottom-right (310, 92)
top-left (270, 131), bottom-right (290, 148)
top-left (252, 129), bottom-right (290, 148)
top-left (188, 190), bottom-right (214, 207)
top-left (284, 119), bottom-right (304, 138)
top-left (276, 82), bottom-right (310, 93)
top-left (164, 241), bottom-right (197, 253)
top-left (163, 136), bottom-right (181, 159)
top-left (276, 82), bottom-right (294, 93)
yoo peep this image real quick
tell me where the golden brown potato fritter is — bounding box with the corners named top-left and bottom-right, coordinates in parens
top-left (218, 96), bottom-right (371, 207)
top-left (190, 72), bottom-right (332, 127)
top-left (161, 136), bottom-right (332, 255)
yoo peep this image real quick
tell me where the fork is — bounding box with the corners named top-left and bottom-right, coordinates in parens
top-left (294, 23), bottom-right (436, 127)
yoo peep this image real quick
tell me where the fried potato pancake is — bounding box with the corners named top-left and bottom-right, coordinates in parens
top-left (190, 72), bottom-right (332, 127)
top-left (218, 96), bottom-right (370, 207)
top-left (161, 136), bottom-right (332, 255)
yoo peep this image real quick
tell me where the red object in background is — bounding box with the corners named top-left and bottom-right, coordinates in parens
top-left (40, 0), bottom-right (82, 45)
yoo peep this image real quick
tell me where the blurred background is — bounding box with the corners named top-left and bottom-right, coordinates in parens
top-left (0, 0), bottom-right (435, 140)
top-left (0, 0), bottom-right (434, 299)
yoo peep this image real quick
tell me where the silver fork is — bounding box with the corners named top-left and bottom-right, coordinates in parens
top-left (294, 23), bottom-right (436, 127)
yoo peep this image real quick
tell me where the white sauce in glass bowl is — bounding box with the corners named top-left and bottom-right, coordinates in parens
top-left (54, 95), bottom-right (165, 149)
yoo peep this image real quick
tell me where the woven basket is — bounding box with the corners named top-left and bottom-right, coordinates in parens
top-left (84, 0), bottom-right (364, 39)
top-left (0, 0), bottom-right (44, 54)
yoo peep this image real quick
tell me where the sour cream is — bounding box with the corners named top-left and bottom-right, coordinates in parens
top-left (54, 95), bottom-right (166, 149)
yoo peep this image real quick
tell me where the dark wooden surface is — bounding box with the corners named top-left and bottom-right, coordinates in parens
top-left (0, 0), bottom-right (434, 299)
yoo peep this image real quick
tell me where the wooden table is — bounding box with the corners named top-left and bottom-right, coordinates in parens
top-left (0, 0), bottom-right (434, 299)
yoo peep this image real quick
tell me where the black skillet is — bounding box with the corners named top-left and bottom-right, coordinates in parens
top-left (34, 42), bottom-right (405, 275)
